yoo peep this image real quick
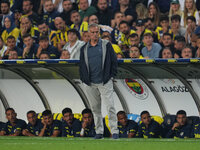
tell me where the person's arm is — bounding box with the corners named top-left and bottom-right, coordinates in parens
top-left (38, 119), bottom-right (47, 137)
top-left (9, 130), bottom-right (21, 136)
top-left (22, 129), bottom-right (35, 136)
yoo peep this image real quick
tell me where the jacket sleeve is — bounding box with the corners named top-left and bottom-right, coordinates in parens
top-left (107, 42), bottom-right (117, 78)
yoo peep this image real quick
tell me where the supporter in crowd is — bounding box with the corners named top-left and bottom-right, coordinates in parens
top-left (166, 110), bottom-right (193, 138)
top-left (0, 0), bottom-right (13, 33)
top-left (39, 51), bottom-right (51, 59)
top-left (148, 2), bottom-right (161, 26)
top-left (129, 45), bottom-right (144, 59)
top-left (22, 110), bottom-right (42, 136)
top-left (169, 0), bottom-right (183, 25)
top-left (79, 0), bottom-right (97, 22)
top-left (196, 36), bottom-right (200, 57)
top-left (17, 16), bottom-right (40, 49)
top-left (36, 35), bottom-right (60, 59)
top-left (0, 37), bottom-right (7, 59)
top-left (95, 0), bottom-right (113, 26)
top-left (160, 47), bottom-right (174, 58)
top-left (171, 15), bottom-right (186, 39)
top-left (0, 108), bottom-right (26, 136)
top-left (60, 0), bottom-right (78, 26)
top-left (141, 31), bottom-right (162, 58)
top-left (137, 111), bottom-right (162, 138)
top-left (181, 45), bottom-right (193, 58)
top-left (4, 35), bottom-right (22, 59)
top-left (54, 17), bottom-right (69, 51)
top-left (43, 0), bottom-right (60, 30)
top-left (22, 34), bottom-right (39, 59)
top-left (128, 33), bottom-right (140, 48)
top-left (60, 50), bottom-right (70, 59)
top-left (113, 0), bottom-right (137, 25)
top-left (22, 0), bottom-right (40, 26)
top-left (135, 3), bottom-right (148, 20)
top-left (117, 111), bottom-right (138, 138)
top-left (181, 0), bottom-right (200, 27)
top-left (174, 35), bottom-right (186, 58)
top-left (38, 21), bottom-right (57, 48)
top-left (62, 29), bottom-right (85, 59)
top-left (61, 107), bottom-right (82, 137)
top-left (70, 10), bottom-right (88, 36)
top-left (81, 31), bottom-right (90, 43)
top-left (7, 49), bottom-right (19, 59)
top-left (161, 33), bottom-right (174, 49)
top-left (1, 16), bottom-right (20, 43)
top-left (185, 16), bottom-right (198, 44)
top-left (38, 110), bottom-right (62, 137)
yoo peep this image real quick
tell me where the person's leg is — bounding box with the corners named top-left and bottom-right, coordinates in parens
top-left (83, 83), bottom-right (103, 135)
top-left (98, 80), bottom-right (119, 135)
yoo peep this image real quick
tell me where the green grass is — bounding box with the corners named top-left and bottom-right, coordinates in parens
top-left (0, 137), bottom-right (200, 150)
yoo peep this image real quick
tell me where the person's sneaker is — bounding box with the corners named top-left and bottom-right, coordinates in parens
top-left (93, 134), bottom-right (103, 139)
top-left (112, 133), bottom-right (119, 139)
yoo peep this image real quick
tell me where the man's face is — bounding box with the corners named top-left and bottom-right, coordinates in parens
top-left (160, 20), bottom-right (169, 29)
top-left (171, 3), bottom-right (179, 11)
top-left (143, 35), bottom-right (153, 46)
top-left (44, 1), bottom-right (54, 13)
top-left (63, 112), bottom-right (73, 124)
top-left (4, 17), bottom-right (11, 29)
top-left (162, 35), bottom-right (172, 47)
top-left (88, 15), bottom-right (99, 25)
top-left (43, 115), bottom-right (53, 126)
top-left (38, 23), bottom-right (49, 35)
top-left (114, 13), bottom-right (125, 25)
top-left (8, 51), bottom-right (18, 59)
top-left (54, 19), bottom-right (65, 31)
top-left (39, 40), bottom-right (49, 49)
top-left (145, 20), bottom-right (154, 30)
top-left (27, 113), bottom-right (37, 126)
top-left (97, 0), bottom-right (107, 11)
top-left (6, 110), bottom-right (17, 123)
top-left (141, 113), bottom-right (151, 126)
top-left (60, 50), bottom-right (70, 59)
top-left (63, 0), bottom-right (73, 12)
top-left (196, 39), bottom-right (200, 48)
top-left (117, 114), bottom-right (127, 126)
top-left (171, 20), bottom-right (180, 29)
top-left (129, 36), bottom-right (139, 46)
top-left (82, 113), bottom-right (93, 126)
top-left (187, 19), bottom-right (196, 30)
top-left (71, 12), bottom-right (81, 25)
top-left (181, 48), bottom-right (192, 58)
top-left (174, 41), bottom-right (185, 51)
top-left (129, 47), bottom-right (140, 58)
top-left (7, 38), bottom-right (16, 49)
top-left (68, 32), bottom-right (78, 42)
top-left (23, 1), bottom-right (32, 14)
top-left (176, 114), bottom-right (187, 126)
top-left (81, 31), bottom-right (90, 42)
top-left (89, 26), bottom-right (100, 41)
top-left (79, 0), bottom-right (89, 11)
top-left (20, 18), bottom-right (31, 30)
top-left (40, 54), bottom-right (50, 59)
top-left (1, 3), bottom-right (9, 14)
top-left (119, 23), bottom-right (129, 35)
top-left (23, 36), bottom-right (33, 47)
top-left (162, 49), bottom-right (172, 58)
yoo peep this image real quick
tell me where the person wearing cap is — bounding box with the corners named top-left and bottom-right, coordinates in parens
top-left (141, 30), bottom-right (162, 58)
top-left (169, 0), bottom-right (183, 25)
top-left (62, 29), bottom-right (85, 59)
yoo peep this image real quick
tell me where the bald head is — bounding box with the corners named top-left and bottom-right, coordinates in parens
top-left (54, 17), bottom-right (65, 31)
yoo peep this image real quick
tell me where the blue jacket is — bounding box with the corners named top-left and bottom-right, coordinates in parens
top-left (79, 39), bottom-right (117, 85)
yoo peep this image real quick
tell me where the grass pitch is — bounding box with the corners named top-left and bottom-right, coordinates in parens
top-left (0, 137), bottom-right (200, 150)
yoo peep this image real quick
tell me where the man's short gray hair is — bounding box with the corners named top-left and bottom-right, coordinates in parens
top-left (88, 23), bottom-right (100, 31)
